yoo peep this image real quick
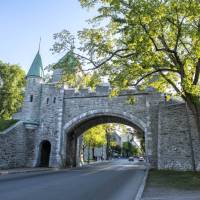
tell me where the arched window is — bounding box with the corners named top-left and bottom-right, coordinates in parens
top-left (46, 98), bottom-right (49, 104)
top-left (30, 95), bottom-right (33, 102)
top-left (53, 97), bottom-right (56, 104)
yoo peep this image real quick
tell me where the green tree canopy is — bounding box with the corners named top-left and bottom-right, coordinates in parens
top-left (83, 124), bottom-right (107, 147)
top-left (0, 61), bottom-right (25, 119)
top-left (51, 0), bottom-right (200, 138)
top-left (122, 141), bottom-right (142, 157)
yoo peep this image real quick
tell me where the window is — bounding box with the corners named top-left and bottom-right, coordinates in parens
top-left (47, 98), bottom-right (49, 104)
top-left (30, 95), bottom-right (33, 102)
top-left (53, 97), bottom-right (56, 104)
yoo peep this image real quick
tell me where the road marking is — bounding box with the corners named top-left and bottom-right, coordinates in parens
top-left (81, 166), bottom-right (113, 176)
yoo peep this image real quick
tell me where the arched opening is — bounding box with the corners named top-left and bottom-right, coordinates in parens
top-left (39, 140), bottom-right (51, 167)
top-left (64, 113), bottom-right (145, 168)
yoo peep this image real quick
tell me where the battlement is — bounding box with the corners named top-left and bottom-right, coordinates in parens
top-left (63, 85), bottom-right (151, 99)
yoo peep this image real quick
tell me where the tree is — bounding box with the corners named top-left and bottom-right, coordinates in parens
top-left (122, 141), bottom-right (141, 157)
top-left (111, 144), bottom-right (121, 156)
top-left (83, 123), bottom-right (120, 161)
top-left (129, 129), bottom-right (145, 154)
top-left (0, 61), bottom-right (25, 119)
top-left (77, 0), bottom-right (200, 133)
top-left (51, 0), bottom-right (200, 171)
top-left (83, 124), bottom-right (107, 162)
top-left (105, 124), bottom-right (114, 160)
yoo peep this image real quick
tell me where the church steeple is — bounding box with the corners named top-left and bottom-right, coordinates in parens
top-left (27, 41), bottom-right (44, 78)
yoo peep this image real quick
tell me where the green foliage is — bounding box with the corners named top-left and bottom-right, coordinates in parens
top-left (50, 30), bottom-right (101, 89)
top-left (0, 119), bottom-right (18, 132)
top-left (83, 123), bottom-right (121, 149)
top-left (122, 141), bottom-right (141, 157)
top-left (83, 123), bottom-right (143, 158)
top-left (140, 135), bottom-right (145, 154)
top-left (148, 169), bottom-right (200, 190)
top-left (52, 0), bottom-right (200, 106)
top-left (83, 124), bottom-right (107, 147)
top-left (0, 61), bottom-right (25, 119)
top-left (111, 144), bottom-right (121, 155)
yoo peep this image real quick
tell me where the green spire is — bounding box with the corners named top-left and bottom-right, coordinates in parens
top-left (27, 50), bottom-right (44, 78)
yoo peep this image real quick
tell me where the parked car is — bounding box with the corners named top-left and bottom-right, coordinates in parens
top-left (128, 156), bottom-right (134, 161)
top-left (134, 156), bottom-right (139, 159)
top-left (139, 156), bottom-right (144, 161)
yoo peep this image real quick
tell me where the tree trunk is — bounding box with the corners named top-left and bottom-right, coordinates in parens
top-left (87, 143), bottom-right (90, 164)
top-left (106, 131), bottom-right (111, 160)
top-left (92, 146), bottom-right (95, 160)
top-left (101, 146), bottom-right (104, 159)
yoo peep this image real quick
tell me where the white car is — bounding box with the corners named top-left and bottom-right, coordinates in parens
top-left (139, 157), bottom-right (144, 161)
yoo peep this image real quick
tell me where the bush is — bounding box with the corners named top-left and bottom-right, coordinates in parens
top-left (0, 119), bottom-right (18, 132)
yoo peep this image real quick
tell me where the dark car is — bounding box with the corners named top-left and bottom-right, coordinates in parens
top-left (128, 156), bottom-right (134, 161)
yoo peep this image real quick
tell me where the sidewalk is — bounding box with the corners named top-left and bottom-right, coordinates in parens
top-left (0, 167), bottom-right (54, 176)
top-left (142, 187), bottom-right (200, 200)
top-left (0, 160), bottom-right (110, 176)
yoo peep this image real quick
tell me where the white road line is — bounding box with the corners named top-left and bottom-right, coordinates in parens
top-left (81, 166), bottom-right (114, 176)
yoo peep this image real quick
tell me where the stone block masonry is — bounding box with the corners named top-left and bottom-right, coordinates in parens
top-left (0, 79), bottom-right (199, 170)
top-left (0, 122), bottom-right (26, 169)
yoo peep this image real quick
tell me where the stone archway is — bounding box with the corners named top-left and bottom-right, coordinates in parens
top-left (39, 140), bottom-right (51, 167)
top-left (62, 110), bottom-right (148, 167)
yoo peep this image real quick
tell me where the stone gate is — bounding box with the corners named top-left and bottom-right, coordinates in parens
top-left (0, 50), bottom-right (199, 171)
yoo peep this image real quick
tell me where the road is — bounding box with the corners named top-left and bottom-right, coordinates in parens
top-left (0, 159), bottom-right (146, 200)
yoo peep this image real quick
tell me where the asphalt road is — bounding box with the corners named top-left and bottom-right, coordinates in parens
top-left (0, 159), bottom-right (146, 200)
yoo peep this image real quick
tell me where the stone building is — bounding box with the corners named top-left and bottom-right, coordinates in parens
top-left (0, 49), bottom-right (200, 171)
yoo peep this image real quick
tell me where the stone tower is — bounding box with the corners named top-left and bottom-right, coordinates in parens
top-left (51, 50), bottom-right (79, 84)
top-left (21, 50), bottom-right (44, 125)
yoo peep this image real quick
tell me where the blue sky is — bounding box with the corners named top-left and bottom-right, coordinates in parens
top-left (0, 0), bottom-right (96, 72)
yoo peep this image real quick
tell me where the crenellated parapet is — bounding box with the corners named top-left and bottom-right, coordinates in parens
top-left (63, 85), bottom-right (153, 99)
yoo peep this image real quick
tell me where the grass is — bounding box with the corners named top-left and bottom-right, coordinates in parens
top-left (0, 119), bottom-right (18, 132)
top-left (147, 169), bottom-right (200, 190)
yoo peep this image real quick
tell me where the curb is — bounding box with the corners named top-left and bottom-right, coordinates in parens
top-left (82, 160), bottom-right (110, 166)
top-left (0, 168), bottom-right (54, 176)
top-left (0, 160), bottom-right (110, 176)
top-left (135, 167), bottom-right (149, 200)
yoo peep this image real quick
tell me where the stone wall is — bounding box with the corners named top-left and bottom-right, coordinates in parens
top-left (186, 106), bottom-right (200, 170)
top-left (61, 87), bottom-right (161, 167)
top-left (157, 103), bottom-right (200, 171)
top-left (1, 81), bottom-right (199, 171)
top-left (0, 122), bottom-right (27, 169)
top-left (62, 87), bottom-right (149, 129)
top-left (146, 93), bottom-right (162, 167)
top-left (20, 77), bottom-right (43, 123)
top-left (34, 84), bottom-right (65, 168)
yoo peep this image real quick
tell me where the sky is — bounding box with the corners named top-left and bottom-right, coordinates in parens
top-left (0, 0), bottom-right (96, 73)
